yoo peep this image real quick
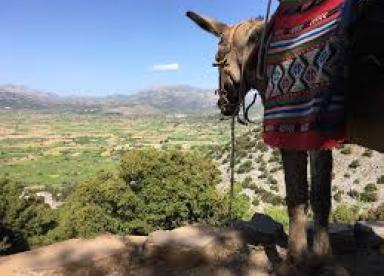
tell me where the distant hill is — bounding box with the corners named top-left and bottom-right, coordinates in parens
top-left (103, 85), bottom-right (217, 114)
top-left (0, 84), bottom-right (220, 115)
top-left (0, 84), bottom-right (60, 109)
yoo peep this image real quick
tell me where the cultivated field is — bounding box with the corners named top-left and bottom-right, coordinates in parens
top-left (0, 110), bottom-right (248, 187)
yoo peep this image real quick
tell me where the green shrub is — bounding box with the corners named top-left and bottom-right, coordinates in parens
top-left (258, 173), bottom-right (268, 179)
top-left (333, 191), bottom-right (343, 202)
top-left (267, 176), bottom-right (278, 185)
top-left (377, 175), bottom-right (384, 184)
top-left (0, 178), bottom-right (58, 252)
top-left (270, 184), bottom-right (279, 192)
top-left (362, 149), bottom-right (373, 157)
top-left (52, 149), bottom-right (251, 241)
top-left (361, 203), bottom-right (384, 221)
top-left (348, 160), bottom-right (360, 169)
top-left (360, 191), bottom-right (378, 203)
top-left (242, 176), bottom-right (253, 189)
top-left (347, 189), bottom-right (359, 199)
top-left (252, 197), bottom-right (260, 206)
top-left (364, 183), bottom-right (378, 193)
top-left (332, 204), bottom-right (360, 224)
top-left (340, 146), bottom-right (352, 155)
top-left (255, 141), bottom-right (268, 153)
top-left (269, 167), bottom-right (280, 173)
top-left (237, 160), bottom-right (253, 174)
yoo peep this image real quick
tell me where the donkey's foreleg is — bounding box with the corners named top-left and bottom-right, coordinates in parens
top-left (309, 149), bottom-right (332, 258)
top-left (281, 149), bottom-right (309, 262)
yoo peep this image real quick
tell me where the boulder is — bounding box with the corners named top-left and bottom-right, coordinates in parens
top-left (233, 213), bottom-right (288, 248)
top-left (354, 221), bottom-right (384, 251)
top-left (307, 224), bottom-right (356, 254)
top-left (142, 224), bottom-right (247, 268)
top-left (0, 234), bottom-right (146, 276)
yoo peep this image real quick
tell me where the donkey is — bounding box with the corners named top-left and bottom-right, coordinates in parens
top-left (186, 12), bottom-right (334, 264)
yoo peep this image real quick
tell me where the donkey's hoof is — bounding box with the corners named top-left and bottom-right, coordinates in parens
top-left (275, 259), bottom-right (304, 276)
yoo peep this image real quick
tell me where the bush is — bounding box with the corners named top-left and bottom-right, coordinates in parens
top-left (0, 178), bottom-right (58, 253)
top-left (364, 183), bottom-right (378, 193)
top-left (52, 148), bottom-right (251, 241)
top-left (340, 146), bottom-right (352, 155)
top-left (255, 141), bottom-right (268, 153)
top-left (348, 160), bottom-right (360, 169)
top-left (267, 176), bottom-right (278, 185)
top-left (360, 191), bottom-right (378, 203)
top-left (333, 191), bottom-right (343, 203)
top-left (237, 160), bottom-right (253, 174)
top-left (377, 175), bottom-right (384, 184)
top-left (361, 203), bottom-right (384, 221)
top-left (347, 189), bottom-right (359, 199)
top-left (332, 204), bottom-right (360, 224)
top-left (242, 176), bottom-right (253, 189)
top-left (252, 197), bottom-right (260, 206)
top-left (362, 149), bottom-right (373, 157)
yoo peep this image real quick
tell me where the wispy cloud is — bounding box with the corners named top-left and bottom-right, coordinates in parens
top-left (151, 63), bottom-right (179, 72)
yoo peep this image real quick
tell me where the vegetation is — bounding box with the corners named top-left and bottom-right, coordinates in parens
top-left (362, 203), bottom-right (384, 221)
top-left (0, 148), bottom-right (250, 254)
top-left (331, 204), bottom-right (360, 224)
top-left (0, 178), bottom-right (58, 254)
top-left (348, 159), bottom-right (360, 169)
top-left (0, 112), bottom-right (247, 187)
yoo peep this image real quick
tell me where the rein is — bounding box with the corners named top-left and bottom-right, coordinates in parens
top-left (214, 23), bottom-right (257, 222)
top-left (214, 6), bottom-right (271, 221)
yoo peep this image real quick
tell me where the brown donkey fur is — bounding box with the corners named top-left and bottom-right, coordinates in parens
top-left (186, 11), bottom-right (334, 264)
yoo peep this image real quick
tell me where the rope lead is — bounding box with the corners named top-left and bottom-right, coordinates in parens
top-left (228, 114), bottom-right (236, 221)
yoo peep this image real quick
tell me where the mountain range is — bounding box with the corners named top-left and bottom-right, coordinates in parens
top-left (0, 84), bottom-right (218, 115)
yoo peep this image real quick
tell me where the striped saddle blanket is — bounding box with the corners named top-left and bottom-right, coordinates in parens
top-left (262, 0), bottom-right (357, 150)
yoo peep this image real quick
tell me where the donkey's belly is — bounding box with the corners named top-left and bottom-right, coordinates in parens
top-left (346, 0), bottom-right (384, 152)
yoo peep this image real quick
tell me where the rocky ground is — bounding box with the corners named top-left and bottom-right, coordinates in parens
top-left (0, 214), bottom-right (382, 276)
top-left (216, 129), bottom-right (384, 212)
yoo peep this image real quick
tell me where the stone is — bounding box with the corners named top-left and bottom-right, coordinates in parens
top-left (354, 221), bottom-right (384, 251)
top-left (233, 213), bottom-right (288, 248)
top-left (0, 234), bottom-right (135, 275)
top-left (307, 224), bottom-right (356, 254)
top-left (142, 224), bottom-right (246, 268)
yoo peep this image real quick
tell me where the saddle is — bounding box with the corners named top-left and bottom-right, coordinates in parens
top-left (347, 0), bottom-right (384, 152)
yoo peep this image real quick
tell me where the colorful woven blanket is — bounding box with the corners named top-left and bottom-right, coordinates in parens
top-left (262, 0), bottom-right (357, 150)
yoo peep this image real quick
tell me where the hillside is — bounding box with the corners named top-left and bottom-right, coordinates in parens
top-left (0, 84), bottom-right (218, 115)
top-left (0, 85), bottom-right (59, 109)
top-left (213, 127), bottom-right (384, 213)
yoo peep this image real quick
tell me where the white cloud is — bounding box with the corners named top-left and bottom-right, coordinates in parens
top-left (151, 63), bottom-right (179, 72)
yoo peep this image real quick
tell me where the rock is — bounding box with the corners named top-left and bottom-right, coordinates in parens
top-left (233, 213), bottom-right (288, 248)
top-left (142, 224), bottom-right (246, 268)
top-left (354, 221), bottom-right (384, 251)
top-left (0, 234), bottom-right (136, 275)
top-left (307, 224), bottom-right (356, 254)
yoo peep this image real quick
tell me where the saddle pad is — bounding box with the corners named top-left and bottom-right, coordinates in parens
top-left (262, 0), bottom-right (358, 150)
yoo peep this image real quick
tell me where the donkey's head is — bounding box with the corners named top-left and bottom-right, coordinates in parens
top-left (186, 11), bottom-right (265, 116)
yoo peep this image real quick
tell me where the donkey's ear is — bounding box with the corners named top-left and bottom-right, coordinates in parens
top-left (186, 11), bottom-right (228, 37)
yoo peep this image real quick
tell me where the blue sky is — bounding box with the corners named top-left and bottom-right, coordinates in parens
top-left (1, 0), bottom-right (277, 96)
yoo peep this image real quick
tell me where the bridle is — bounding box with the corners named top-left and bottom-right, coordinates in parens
top-left (212, 22), bottom-right (260, 125)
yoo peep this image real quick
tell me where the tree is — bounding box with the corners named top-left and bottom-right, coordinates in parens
top-left (0, 178), bottom-right (57, 253)
top-left (52, 148), bottom-right (250, 240)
